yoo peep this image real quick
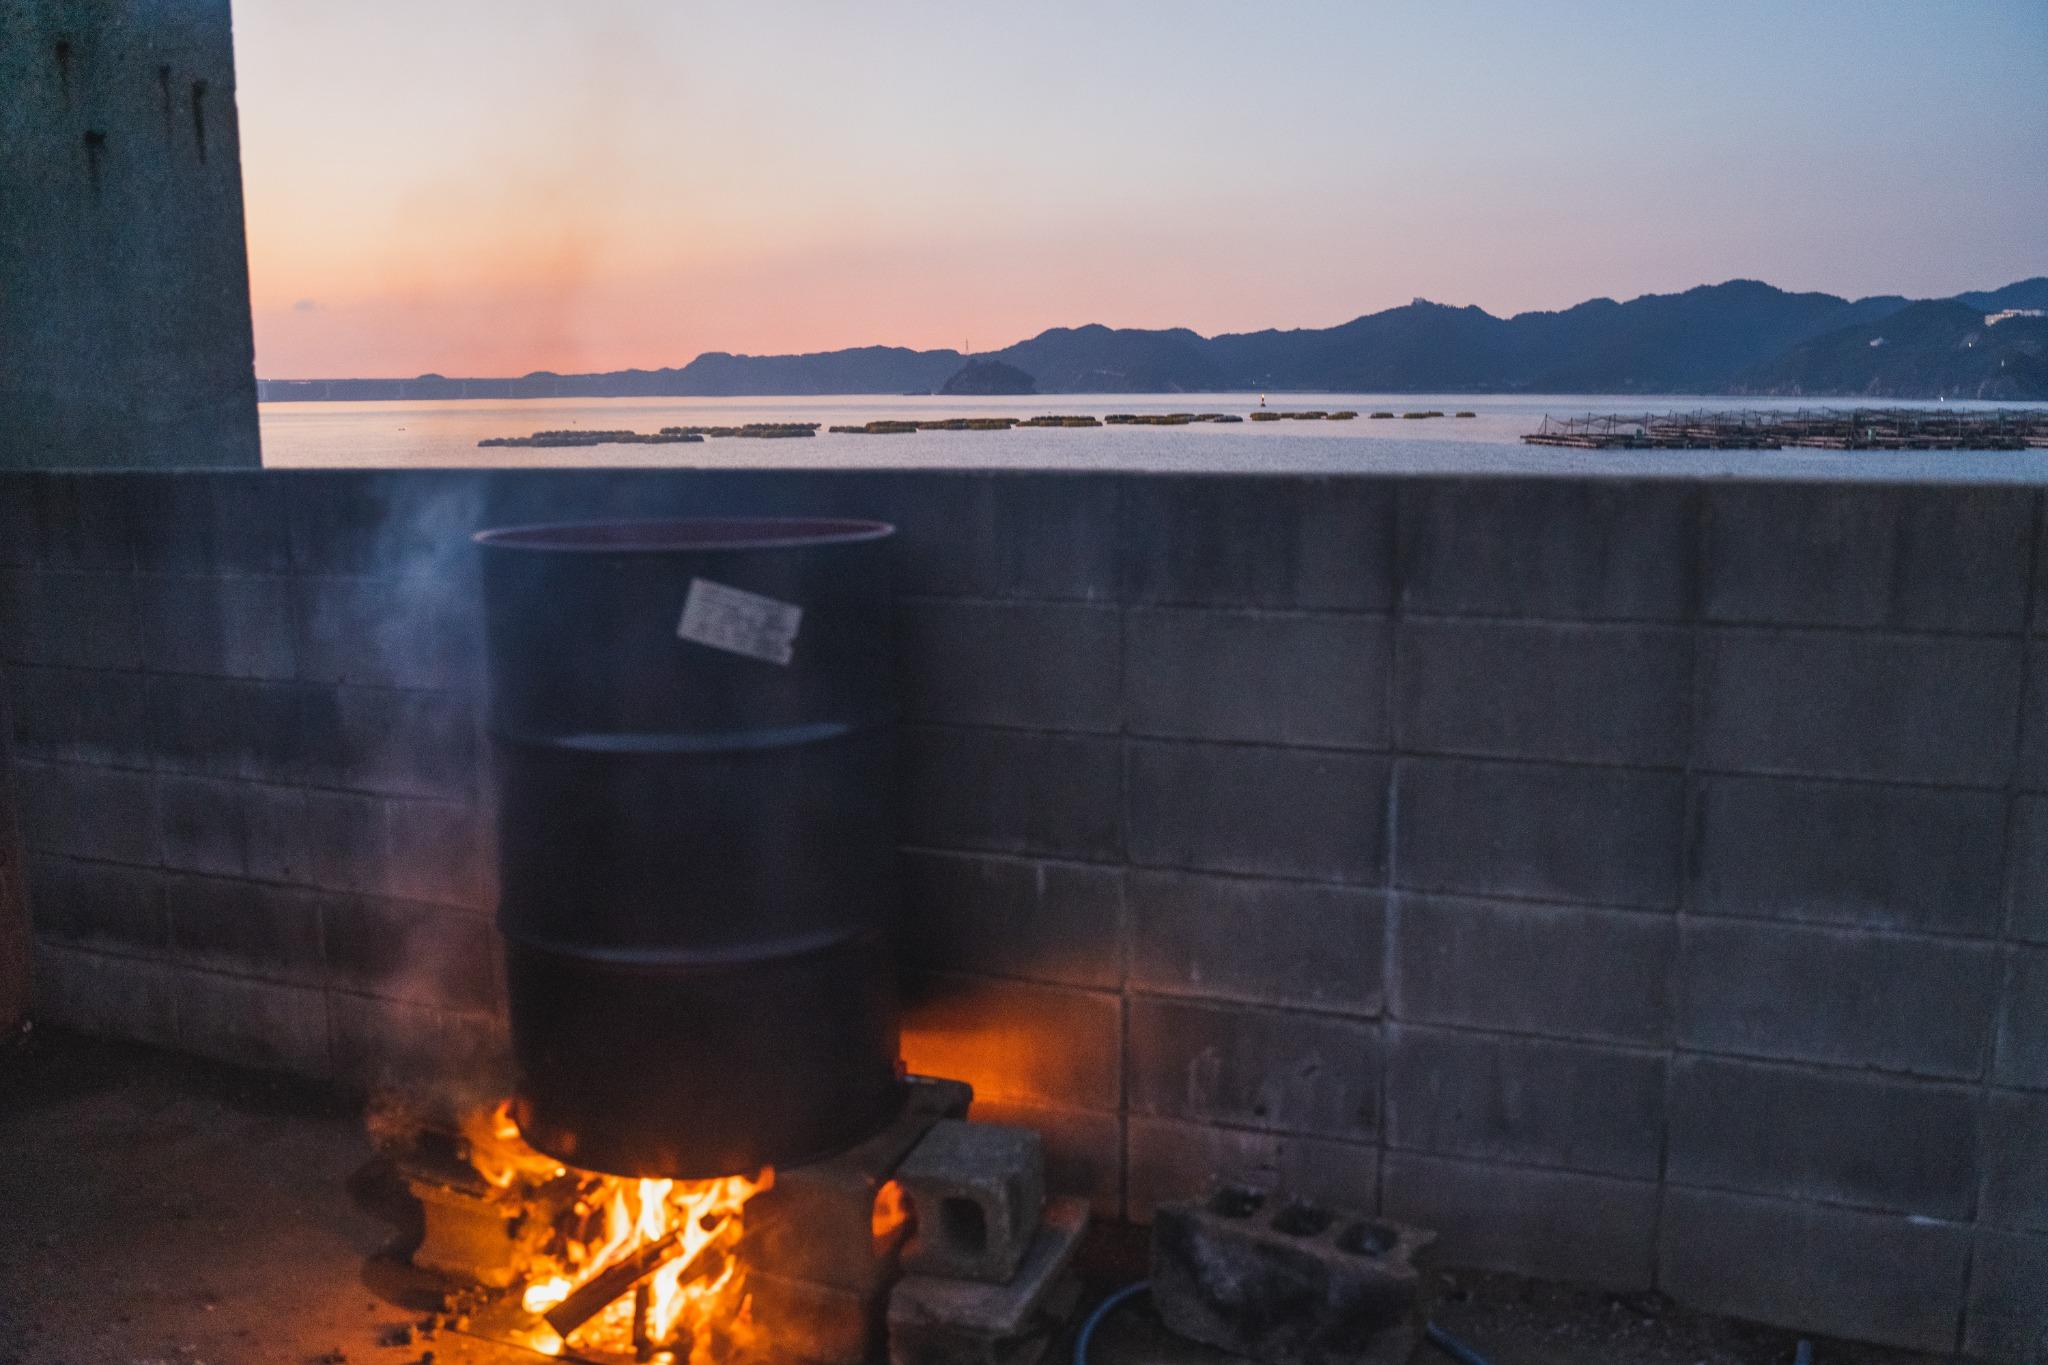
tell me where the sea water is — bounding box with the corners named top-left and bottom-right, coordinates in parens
top-left (257, 392), bottom-right (2048, 482)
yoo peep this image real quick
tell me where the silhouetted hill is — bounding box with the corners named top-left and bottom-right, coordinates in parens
top-left (1207, 301), bottom-right (1517, 391)
top-left (939, 359), bottom-right (1037, 395)
top-left (1735, 299), bottom-right (2048, 399)
top-left (1507, 280), bottom-right (1909, 392)
top-left (993, 325), bottom-right (1229, 392)
top-left (256, 276), bottom-right (2048, 400)
top-left (1953, 278), bottom-right (2048, 313)
top-left (666, 346), bottom-right (962, 396)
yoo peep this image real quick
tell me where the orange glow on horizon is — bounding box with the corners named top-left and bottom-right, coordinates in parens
top-left (230, 0), bottom-right (2048, 379)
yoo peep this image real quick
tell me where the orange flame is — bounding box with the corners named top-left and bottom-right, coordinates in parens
top-left (871, 1179), bottom-right (911, 1251)
top-left (463, 1102), bottom-right (770, 1363)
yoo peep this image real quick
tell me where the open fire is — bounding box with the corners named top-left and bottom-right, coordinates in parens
top-left (447, 1102), bottom-right (771, 1363)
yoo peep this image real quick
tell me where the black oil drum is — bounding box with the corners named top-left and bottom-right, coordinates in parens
top-left (475, 518), bottom-right (904, 1178)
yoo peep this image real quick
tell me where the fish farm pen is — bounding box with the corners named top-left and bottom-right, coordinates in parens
top-left (1523, 407), bottom-right (2048, 451)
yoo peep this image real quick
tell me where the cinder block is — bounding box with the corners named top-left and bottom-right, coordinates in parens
top-left (1124, 1115), bottom-right (1378, 1223)
top-left (325, 895), bottom-right (499, 1013)
top-left (1982, 1089), bottom-right (2048, 1235)
top-left (1395, 618), bottom-right (1689, 766)
top-left (12, 758), bottom-right (160, 864)
top-left (897, 599), bottom-right (1120, 732)
top-left (901, 726), bottom-right (1123, 862)
top-left (964, 1099), bottom-right (1122, 1218)
top-left (901, 851), bottom-right (1123, 991)
top-left (1702, 483), bottom-right (2031, 632)
top-left (475, 468), bottom-right (629, 532)
top-left (0, 572), bottom-right (23, 661)
top-left (1128, 870), bottom-right (1384, 1015)
top-left (1394, 757), bottom-right (1683, 908)
top-left (1128, 740), bottom-right (1388, 884)
top-left (2008, 795), bottom-right (2048, 945)
top-left (406, 1170), bottom-right (541, 1289)
top-left (24, 854), bottom-right (168, 951)
top-left (1396, 479), bottom-right (1695, 622)
top-left (1691, 774), bottom-right (2005, 936)
top-left (378, 797), bottom-right (490, 910)
top-left (158, 773), bottom-right (248, 877)
top-left (146, 675), bottom-right (325, 786)
top-left (1657, 1186), bottom-right (1969, 1355)
top-left (748, 1268), bottom-right (884, 1365)
top-left (2025, 642), bottom-right (2048, 792)
top-left (1151, 1188), bottom-right (1429, 1365)
top-left (0, 478), bottom-right (30, 567)
top-left (128, 472), bottom-right (292, 575)
top-left (1127, 996), bottom-right (1379, 1141)
top-left (1123, 478), bottom-right (1393, 611)
top-left (241, 783), bottom-right (316, 885)
top-left (30, 942), bottom-right (178, 1044)
top-left (333, 688), bottom-right (477, 800)
top-left (0, 571), bottom-right (26, 659)
top-left (1995, 946), bottom-right (2048, 1089)
top-left (1391, 893), bottom-right (1671, 1045)
top-left (1676, 919), bottom-right (1997, 1079)
top-left (294, 574), bottom-right (480, 692)
top-left (174, 971), bottom-right (331, 1077)
top-left (889, 1196), bottom-right (1088, 1362)
top-left (1380, 1151), bottom-right (1658, 1290)
top-left (4, 665), bottom-right (151, 768)
top-left (475, 467), bottom-right (850, 534)
top-left (1669, 1056), bottom-right (1977, 1219)
top-left (1124, 608), bottom-right (1391, 749)
top-left (1695, 628), bottom-right (2021, 786)
top-left (873, 472), bottom-right (1119, 603)
top-left (135, 574), bottom-right (297, 680)
top-left (1964, 1228), bottom-right (2048, 1361)
top-left (23, 473), bottom-right (143, 571)
top-left (1385, 1026), bottom-right (1664, 1179)
top-left (164, 873), bottom-right (331, 988)
top-left (327, 993), bottom-right (511, 1116)
top-left (144, 671), bottom-right (258, 777)
top-left (4, 571), bottom-right (143, 669)
top-left (292, 789), bottom-right (386, 894)
top-left (740, 1076), bottom-right (973, 1294)
top-left (898, 1120), bottom-right (1046, 1283)
top-left (285, 470), bottom-right (487, 580)
top-left (902, 974), bottom-right (1120, 1114)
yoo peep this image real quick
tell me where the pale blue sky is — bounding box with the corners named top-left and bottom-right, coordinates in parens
top-left (233, 0), bottom-right (2048, 375)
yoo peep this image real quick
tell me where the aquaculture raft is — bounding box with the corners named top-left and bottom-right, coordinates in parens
top-left (1523, 408), bottom-right (2048, 451)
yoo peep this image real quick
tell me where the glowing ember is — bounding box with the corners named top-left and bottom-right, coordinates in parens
top-left (871, 1179), bottom-right (911, 1250)
top-left (458, 1102), bottom-right (770, 1363)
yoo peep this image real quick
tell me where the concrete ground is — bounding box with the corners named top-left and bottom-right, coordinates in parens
top-left (0, 1031), bottom-right (1946, 1365)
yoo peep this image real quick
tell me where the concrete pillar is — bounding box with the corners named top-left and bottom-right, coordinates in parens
top-left (0, 688), bottom-right (29, 1037)
top-left (0, 0), bottom-right (260, 469)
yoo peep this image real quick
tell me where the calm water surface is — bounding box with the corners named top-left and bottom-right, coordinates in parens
top-left (259, 393), bottom-right (2048, 483)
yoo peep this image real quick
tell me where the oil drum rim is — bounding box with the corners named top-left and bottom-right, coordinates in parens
top-left (474, 516), bottom-right (895, 553)
top-left (497, 925), bottom-right (893, 972)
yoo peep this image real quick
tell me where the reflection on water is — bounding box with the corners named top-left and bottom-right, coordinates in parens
top-left (258, 392), bottom-right (2048, 483)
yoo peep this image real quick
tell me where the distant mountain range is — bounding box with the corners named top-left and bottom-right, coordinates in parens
top-left (259, 277), bottom-right (2048, 402)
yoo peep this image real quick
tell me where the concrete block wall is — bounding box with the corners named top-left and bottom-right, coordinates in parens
top-left (2, 467), bottom-right (2044, 1359)
top-left (0, 1), bottom-right (261, 469)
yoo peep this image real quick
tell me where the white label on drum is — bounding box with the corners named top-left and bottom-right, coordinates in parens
top-left (676, 578), bottom-right (802, 666)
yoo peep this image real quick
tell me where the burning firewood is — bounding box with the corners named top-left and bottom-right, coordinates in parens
top-left (542, 1221), bottom-right (733, 1341)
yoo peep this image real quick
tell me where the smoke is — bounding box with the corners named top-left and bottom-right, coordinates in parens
top-left (369, 8), bottom-right (686, 377)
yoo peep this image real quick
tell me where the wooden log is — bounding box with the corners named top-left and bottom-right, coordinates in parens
top-left (544, 1228), bottom-right (733, 1341)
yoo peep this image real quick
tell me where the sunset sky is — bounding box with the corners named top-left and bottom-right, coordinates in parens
top-left (233, 1), bottom-right (2048, 379)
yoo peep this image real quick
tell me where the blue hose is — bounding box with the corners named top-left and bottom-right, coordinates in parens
top-left (1073, 1282), bottom-right (1149, 1365)
top-left (1425, 1321), bottom-right (1497, 1365)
